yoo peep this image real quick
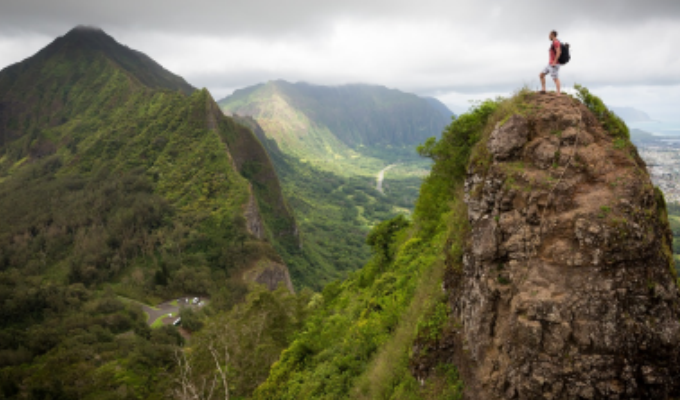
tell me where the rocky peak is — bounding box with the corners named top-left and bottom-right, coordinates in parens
top-left (450, 93), bottom-right (680, 399)
top-left (67, 25), bottom-right (106, 35)
top-left (59, 25), bottom-right (120, 51)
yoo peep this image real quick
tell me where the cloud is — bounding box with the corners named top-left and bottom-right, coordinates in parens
top-left (0, 0), bottom-right (679, 120)
top-left (1, 0), bottom-right (678, 37)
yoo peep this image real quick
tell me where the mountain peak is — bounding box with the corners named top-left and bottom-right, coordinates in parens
top-left (62, 24), bottom-right (113, 42)
top-left (218, 80), bottom-right (452, 156)
top-left (57, 25), bottom-right (119, 52)
top-left (15, 26), bottom-right (196, 94)
top-left (68, 24), bottom-right (106, 34)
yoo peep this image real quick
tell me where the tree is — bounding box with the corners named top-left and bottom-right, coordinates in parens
top-left (179, 306), bottom-right (204, 332)
top-left (172, 285), bottom-right (310, 398)
top-left (173, 347), bottom-right (230, 400)
top-left (366, 214), bottom-right (411, 264)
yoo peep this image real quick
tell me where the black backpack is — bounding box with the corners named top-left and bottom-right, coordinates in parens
top-left (558, 42), bottom-right (571, 65)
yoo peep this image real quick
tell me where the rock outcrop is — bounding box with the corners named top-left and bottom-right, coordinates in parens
top-left (244, 185), bottom-right (266, 240)
top-left (243, 259), bottom-right (295, 293)
top-left (450, 93), bottom-right (680, 399)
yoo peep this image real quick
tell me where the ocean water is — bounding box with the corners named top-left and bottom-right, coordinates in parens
top-left (628, 121), bottom-right (680, 136)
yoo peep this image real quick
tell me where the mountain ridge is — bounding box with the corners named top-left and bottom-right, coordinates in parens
top-left (218, 80), bottom-right (453, 165)
top-left (0, 25), bottom-right (194, 100)
top-left (611, 106), bottom-right (652, 123)
top-left (423, 96), bottom-right (455, 120)
top-left (0, 27), bottom-right (301, 398)
top-left (0, 26), bottom-right (297, 295)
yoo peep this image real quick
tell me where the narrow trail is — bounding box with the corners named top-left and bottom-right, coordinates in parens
top-left (376, 164), bottom-right (398, 194)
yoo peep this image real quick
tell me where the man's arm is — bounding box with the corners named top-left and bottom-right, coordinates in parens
top-left (553, 42), bottom-right (561, 65)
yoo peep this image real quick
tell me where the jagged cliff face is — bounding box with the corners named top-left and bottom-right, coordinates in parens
top-left (452, 94), bottom-right (680, 399)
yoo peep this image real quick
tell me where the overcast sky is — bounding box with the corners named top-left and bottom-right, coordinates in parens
top-left (1, 0), bottom-right (679, 120)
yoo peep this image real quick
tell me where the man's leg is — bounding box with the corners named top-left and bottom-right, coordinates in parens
top-left (554, 78), bottom-right (561, 95)
top-left (540, 73), bottom-right (547, 92)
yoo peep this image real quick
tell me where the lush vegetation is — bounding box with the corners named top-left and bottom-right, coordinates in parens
top-left (0, 286), bottom-right (183, 399)
top-left (234, 116), bottom-right (428, 289)
top-left (251, 96), bottom-right (503, 400)
top-left (665, 202), bottom-right (680, 275)
top-left (0, 27), bottom-right (295, 399)
top-left (273, 155), bottom-right (421, 288)
top-left (229, 86), bottom-right (439, 287)
top-left (175, 285), bottom-right (313, 399)
top-left (220, 82), bottom-right (449, 288)
top-left (574, 84), bottom-right (630, 140)
top-left (0, 85), bottom-right (280, 301)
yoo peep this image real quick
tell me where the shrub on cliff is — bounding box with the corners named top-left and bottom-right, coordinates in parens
top-left (574, 84), bottom-right (630, 139)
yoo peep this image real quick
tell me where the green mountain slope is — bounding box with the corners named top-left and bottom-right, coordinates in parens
top-left (234, 115), bottom-right (411, 288)
top-left (0, 27), bottom-right (296, 398)
top-left (218, 82), bottom-right (446, 287)
top-left (424, 96), bottom-right (455, 120)
top-left (252, 94), bottom-right (480, 399)
top-left (218, 80), bottom-right (450, 170)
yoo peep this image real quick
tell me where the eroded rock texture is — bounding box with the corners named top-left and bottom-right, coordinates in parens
top-left (244, 184), bottom-right (266, 240)
top-left (451, 94), bottom-right (680, 399)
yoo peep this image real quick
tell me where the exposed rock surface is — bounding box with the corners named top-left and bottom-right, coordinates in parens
top-left (487, 114), bottom-right (529, 161)
top-left (244, 184), bottom-right (266, 240)
top-left (219, 111), bottom-right (301, 248)
top-left (243, 259), bottom-right (295, 293)
top-left (448, 94), bottom-right (680, 399)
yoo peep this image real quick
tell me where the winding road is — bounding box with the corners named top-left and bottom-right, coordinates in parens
top-left (142, 300), bottom-right (180, 326)
top-left (119, 296), bottom-right (206, 326)
top-left (376, 164), bottom-right (398, 194)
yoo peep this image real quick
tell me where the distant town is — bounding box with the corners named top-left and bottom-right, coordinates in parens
top-left (632, 131), bottom-right (680, 203)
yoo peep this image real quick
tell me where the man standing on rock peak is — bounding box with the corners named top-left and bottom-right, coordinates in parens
top-left (540, 30), bottom-right (562, 95)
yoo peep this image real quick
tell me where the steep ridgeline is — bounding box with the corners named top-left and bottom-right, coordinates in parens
top-left (254, 89), bottom-right (680, 400)
top-left (232, 115), bottom-right (375, 288)
top-left (218, 80), bottom-right (452, 165)
top-left (610, 106), bottom-right (652, 123)
top-left (0, 27), bottom-right (297, 294)
top-left (0, 27), bottom-right (300, 397)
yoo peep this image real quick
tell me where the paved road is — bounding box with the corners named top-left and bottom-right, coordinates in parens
top-left (143, 301), bottom-right (179, 326)
top-left (120, 296), bottom-right (206, 326)
top-left (376, 164), bottom-right (398, 194)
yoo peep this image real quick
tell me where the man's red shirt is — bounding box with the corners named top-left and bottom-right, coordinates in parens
top-left (549, 39), bottom-right (560, 65)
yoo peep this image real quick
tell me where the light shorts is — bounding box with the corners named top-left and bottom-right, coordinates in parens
top-left (541, 64), bottom-right (561, 80)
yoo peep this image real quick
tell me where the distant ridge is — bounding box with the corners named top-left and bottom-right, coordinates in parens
top-left (218, 80), bottom-right (452, 161)
top-left (423, 96), bottom-right (455, 120)
top-left (611, 106), bottom-right (652, 123)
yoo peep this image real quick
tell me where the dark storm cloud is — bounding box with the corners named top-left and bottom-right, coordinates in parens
top-left (1, 0), bottom-right (679, 120)
top-left (1, 0), bottom-right (679, 37)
